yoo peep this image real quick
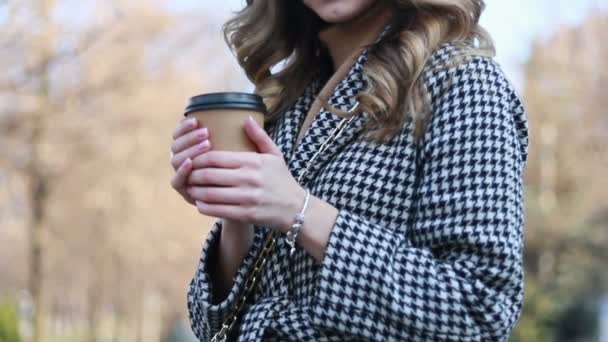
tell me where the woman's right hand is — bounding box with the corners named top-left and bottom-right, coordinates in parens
top-left (171, 117), bottom-right (254, 294)
top-left (170, 117), bottom-right (211, 205)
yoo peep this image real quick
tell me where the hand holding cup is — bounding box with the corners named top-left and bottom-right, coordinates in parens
top-left (170, 117), bottom-right (212, 205)
top-left (170, 92), bottom-right (266, 207)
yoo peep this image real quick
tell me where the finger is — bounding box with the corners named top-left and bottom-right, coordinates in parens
top-left (244, 116), bottom-right (281, 156)
top-left (188, 168), bottom-right (256, 187)
top-left (191, 150), bottom-right (260, 170)
top-left (172, 140), bottom-right (211, 170)
top-left (195, 201), bottom-right (253, 221)
top-left (172, 117), bottom-right (198, 140)
top-left (187, 186), bottom-right (259, 205)
top-left (171, 128), bottom-right (209, 153)
top-left (170, 158), bottom-right (193, 190)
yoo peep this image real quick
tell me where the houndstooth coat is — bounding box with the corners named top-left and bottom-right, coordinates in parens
top-left (187, 42), bottom-right (529, 341)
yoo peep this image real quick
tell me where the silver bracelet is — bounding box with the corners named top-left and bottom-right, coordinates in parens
top-left (285, 189), bottom-right (311, 257)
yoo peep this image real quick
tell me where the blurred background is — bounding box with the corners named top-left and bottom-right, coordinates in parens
top-left (0, 0), bottom-right (606, 341)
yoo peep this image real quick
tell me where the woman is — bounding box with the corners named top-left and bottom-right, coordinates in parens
top-left (171, 0), bottom-right (528, 341)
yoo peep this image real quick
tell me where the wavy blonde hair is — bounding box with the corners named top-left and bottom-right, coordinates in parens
top-left (224, 0), bottom-right (494, 142)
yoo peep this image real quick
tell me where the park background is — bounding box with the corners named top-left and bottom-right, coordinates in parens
top-left (0, 0), bottom-right (607, 341)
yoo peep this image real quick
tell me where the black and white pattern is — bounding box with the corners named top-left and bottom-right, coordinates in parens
top-left (187, 42), bottom-right (529, 342)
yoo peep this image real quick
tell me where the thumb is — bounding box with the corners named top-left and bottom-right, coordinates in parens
top-left (244, 116), bottom-right (281, 156)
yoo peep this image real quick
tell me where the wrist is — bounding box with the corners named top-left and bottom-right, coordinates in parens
top-left (280, 186), bottom-right (308, 233)
top-left (223, 218), bottom-right (252, 230)
top-left (292, 195), bottom-right (339, 262)
top-left (222, 219), bottom-right (253, 243)
top-left (284, 188), bottom-right (311, 256)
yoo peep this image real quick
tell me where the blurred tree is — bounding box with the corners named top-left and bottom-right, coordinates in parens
top-left (0, 0), bottom-right (245, 341)
top-left (0, 0), bottom-right (61, 340)
top-left (513, 12), bottom-right (608, 342)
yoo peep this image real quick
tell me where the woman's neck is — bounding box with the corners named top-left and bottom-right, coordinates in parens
top-left (318, 3), bottom-right (393, 71)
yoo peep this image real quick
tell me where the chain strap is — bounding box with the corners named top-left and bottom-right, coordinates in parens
top-left (211, 104), bottom-right (359, 342)
top-left (210, 231), bottom-right (277, 342)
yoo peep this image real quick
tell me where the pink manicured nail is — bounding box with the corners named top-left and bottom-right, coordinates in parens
top-left (198, 140), bottom-right (210, 150)
top-left (180, 158), bottom-right (192, 169)
top-left (198, 128), bottom-right (209, 139)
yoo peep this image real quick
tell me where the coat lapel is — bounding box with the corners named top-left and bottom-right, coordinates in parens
top-left (271, 77), bottom-right (322, 163)
top-left (285, 51), bottom-right (371, 187)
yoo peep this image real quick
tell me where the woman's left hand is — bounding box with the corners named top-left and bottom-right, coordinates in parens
top-left (187, 116), bottom-right (306, 233)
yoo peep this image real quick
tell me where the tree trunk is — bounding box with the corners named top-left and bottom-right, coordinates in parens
top-left (28, 0), bottom-right (56, 341)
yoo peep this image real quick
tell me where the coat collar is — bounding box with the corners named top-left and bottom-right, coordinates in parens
top-left (275, 50), bottom-right (372, 187)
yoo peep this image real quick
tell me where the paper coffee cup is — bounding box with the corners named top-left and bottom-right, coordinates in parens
top-left (184, 92), bottom-right (266, 152)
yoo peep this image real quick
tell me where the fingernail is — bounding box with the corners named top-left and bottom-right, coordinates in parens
top-left (188, 118), bottom-right (197, 127)
top-left (198, 128), bottom-right (209, 139)
top-left (180, 158), bottom-right (192, 169)
top-left (198, 140), bottom-right (210, 150)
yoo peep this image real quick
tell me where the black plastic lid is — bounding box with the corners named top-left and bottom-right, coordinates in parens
top-left (184, 92), bottom-right (267, 116)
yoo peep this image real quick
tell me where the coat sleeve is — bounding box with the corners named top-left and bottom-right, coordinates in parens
top-left (187, 219), bottom-right (267, 341)
top-left (311, 57), bottom-right (528, 341)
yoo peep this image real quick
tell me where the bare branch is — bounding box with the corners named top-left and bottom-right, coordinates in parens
top-left (0, 18), bottom-right (122, 93)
